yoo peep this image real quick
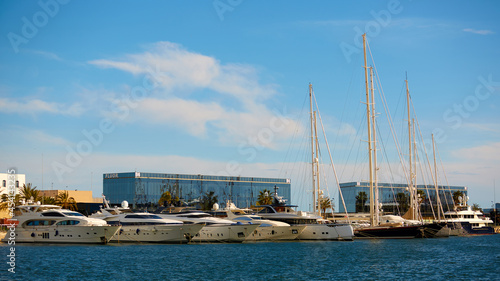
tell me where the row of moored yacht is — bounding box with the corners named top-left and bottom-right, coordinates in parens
top-left (1, 197), bottom-right (355, 244)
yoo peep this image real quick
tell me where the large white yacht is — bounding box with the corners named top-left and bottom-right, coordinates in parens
top-left (157, 208), bottom-right (259, 243)
top-left (210, 202), bottom-right (306, 241)
top-left (443, 205), bottom-right (495, 235)
top-left (90, 200), bottom-right (204, 243)
top-left (252, 193), bottom-right (354, 241)
top-left (2, 204), bottom-right (120, 244)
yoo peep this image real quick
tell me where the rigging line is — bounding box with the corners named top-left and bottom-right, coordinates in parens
top-left (410, 97), bottom-right (446, 217)
top-left (367, 43), bottom-right (413, 193)
top-left (436, 141), bottom-right (453, 211)
top-left (312, 92), bottom-right (351, 222)
top-left (415, 145), bottom-right (437, 220)
top-left (376, 118), bottom-right (402, 215)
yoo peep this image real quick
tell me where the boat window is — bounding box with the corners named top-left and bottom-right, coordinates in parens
top-left (124, 214), bottom-right (163, 219)
top-left (26, 220), bottom-right (55, 226)
top-left (62, 212), bottom-right (84, 217)
top-left (42, 212), bottom-right (65, 217)
top-left (56, 220), bottom-right (80, 225)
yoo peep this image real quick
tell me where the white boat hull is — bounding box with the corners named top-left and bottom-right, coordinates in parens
top-left (5, 225), bottom-right (121, 244)
top-left (192, 224), bottom-right (259, 243)
top-left (110, 224), bottom-right (204, 243)
top-left (297, 224), bottom-right (354, 241)
top-left (246, 225), bottom-right (306, 241)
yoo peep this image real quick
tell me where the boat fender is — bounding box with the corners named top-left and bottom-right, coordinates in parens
top-left (31, 233), bottom-right (35, 237)
top-left (136, 228), bottom-right (140, 234)
top-left (119, 229), bottom-right (124, 235)
top-left (55, 230), bottom-right (59, 236)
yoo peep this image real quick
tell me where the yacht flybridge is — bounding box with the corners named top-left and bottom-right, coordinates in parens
top-left (2, 204), bottom-right (120, 244)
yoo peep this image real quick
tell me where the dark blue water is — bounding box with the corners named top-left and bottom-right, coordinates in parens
top-left (1, 235), bottom-right (499, 281)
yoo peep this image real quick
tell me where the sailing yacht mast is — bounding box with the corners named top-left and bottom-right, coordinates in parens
top-left (369, 66), bottom-right (379, 225)
top-left (406, 79), bottom-right (417, 221)
top-left (314, 112), bottom-right (321, 216)
top-left (362, 34), bottom-right (375, 226)
top-left (309, 83), bottom-right (319, 215)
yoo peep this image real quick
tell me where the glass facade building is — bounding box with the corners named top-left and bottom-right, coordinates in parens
top-left (339, 181), bottom-right (467, 214)
top-left (103, 172), bottom-right (291, 208)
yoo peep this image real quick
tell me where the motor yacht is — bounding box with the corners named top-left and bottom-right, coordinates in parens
top-left (210, 202), bottom-right (305, 241)
top-left (443, 205), bottom-right (495, 235)
top-left (156, 208), bottom-right (259, 243)
top-left (2, 204), bottom-right (120, 244)
top-left (90, 199), bottom-right (203, 243)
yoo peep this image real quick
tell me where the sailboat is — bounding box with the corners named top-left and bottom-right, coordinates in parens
top-left (353, 34), bottom-right (445, 239)
top-left (254, 84), bottom-right (354, 241)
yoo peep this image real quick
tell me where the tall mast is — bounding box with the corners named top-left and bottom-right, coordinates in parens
top-left (309, 83), bottom-right (317, 214)
top-left (412, 118), bottom-right (419, 220)
top-left (314, 111), bottom-right (321, 216)
top-left (370, 66), bottom-right (379, 225)
top-left (363, 34), bottom-right (375, 226)
top-left (406, 78), bottom-right (416, 221)
top-left (432, 134), bottom-right (442, 221)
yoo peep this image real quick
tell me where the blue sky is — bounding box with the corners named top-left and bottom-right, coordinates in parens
top-left (1, 0), bottom-right (499, 210)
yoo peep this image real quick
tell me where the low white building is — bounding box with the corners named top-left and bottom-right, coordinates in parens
top-left (0, 172), bottom-right (25, 196)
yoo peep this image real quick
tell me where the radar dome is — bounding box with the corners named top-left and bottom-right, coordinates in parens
top-left (212, 203), bottom-right (219, 211)
top-left (121, 200), bottom-right (129, 209)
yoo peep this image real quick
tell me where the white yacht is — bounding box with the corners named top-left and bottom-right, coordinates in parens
top-left (157, 208), bottom-right (259, 243)
top-left (211, 202), bottom-right (306, 241)
top-left (253, 204), bottom-right (354, 241)
top-left (90, 200), bottom-right (204, 243)
top-left (443, 205), bottom-right (495, 235)
top-left (2, 204), bottom-right (120, 244)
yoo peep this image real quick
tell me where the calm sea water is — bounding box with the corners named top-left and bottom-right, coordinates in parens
top-left (1, 235), bottom-right (499, 281)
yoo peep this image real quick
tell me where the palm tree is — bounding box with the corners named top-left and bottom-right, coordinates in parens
top-left (395, 192), bottom-right (409, 213)
top-left (355, 192), bottom-right (368, 213)
top-left (55, 191), bottom-right (77, 211)
top-left (256, 189), bottom-right (273, 206)
top-left (20, 183), bottom-right (41, 202)
top-left (0, 194), bottom-right (22, 212)
top-left (453, 191), bottom-right (465, 206)
top-left (200, 191), bottom-right (218, 211)
top-left (158, 191), bottom-right (172, 207)
top-left (319, 196), bottom-right (333, 218)
top-left (41, 196), bottom-right (56, 205)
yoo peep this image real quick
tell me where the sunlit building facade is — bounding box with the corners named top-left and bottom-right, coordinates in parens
top-left (339, 181), bottom-right (467, 214)
top-left (103, 172), bottom-right (291, 208)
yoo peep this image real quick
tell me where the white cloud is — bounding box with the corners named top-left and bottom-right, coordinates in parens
top-left (0, 98), bottom-right (84, 116)
top-left (89, 42), bottom-right (301, 147)
top-left (463, 28), bottom-right (494, 35)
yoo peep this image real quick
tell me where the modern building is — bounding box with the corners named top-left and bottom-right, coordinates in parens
top-left (339, 181), bottom-right (467, 215)
top-left (103, 172), bottom-right (291, 208)
top-left (0, 172), bottom-right (25, 196)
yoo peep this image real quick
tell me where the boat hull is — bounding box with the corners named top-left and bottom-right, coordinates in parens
top-left (191, 224), bottom-right (260, 243)
top-left (3, 225), bottom-right (121, 244)
top-left (297, 224), bottom-right (354, 241)
top-left (110, 224), bottom-right (204, 243)
top-left (246, 225), bottom-right (305, 241)
top-left (354, 225), bottom-right (421, 239)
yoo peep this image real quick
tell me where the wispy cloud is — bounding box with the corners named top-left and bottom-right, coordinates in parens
top-left (463, 28), bottom-right (494, 35)
top-left (90, 42), bottom-right (302, 147)
top-left (26, 49), bottom-right (63, 61)
top-left (0, 98), bottom-right (84, 116)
